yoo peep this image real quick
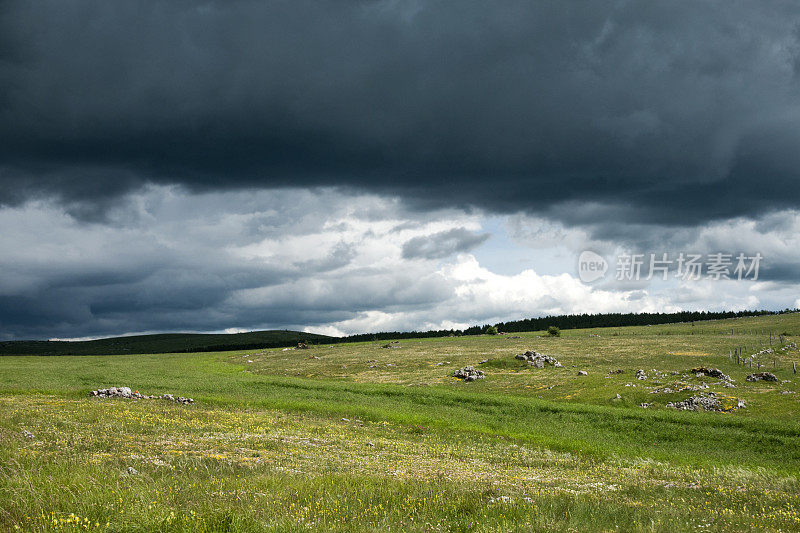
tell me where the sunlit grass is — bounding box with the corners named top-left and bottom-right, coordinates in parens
top-left (1, 313), bottom-right (799, 531)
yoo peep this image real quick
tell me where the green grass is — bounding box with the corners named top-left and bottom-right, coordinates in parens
top-left (1, 314), bottom-right (800, 531)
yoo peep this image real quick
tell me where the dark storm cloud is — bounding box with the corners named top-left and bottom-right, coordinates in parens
top-left (2, 0), bottom-right (800, 226)
top-left (402, 228), bottom-right (489, 260)
top-left (0, 189), bottom-right (472, 340)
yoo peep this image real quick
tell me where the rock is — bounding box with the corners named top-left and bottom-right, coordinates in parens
top-left (666, 392), bottom-right (746, 412)
top-left (691, 367), bottom-right (731, 382)
top-left (639, 403), bottom-right (651, 408)
top-left (577, 370), bottom-right (588, 376)
top-left (614, 393), bottom-right (622, 400)
top-left (746, 372), bottom-right (778, 382)
top-left (453, 366), bottom-right (485, 381)
top-left (608, 369), bottom-right (624, 374)
top-left (127, 466), bottom-right (138, 475)
top-left (90, 387), bottom-right (193, 404)
top-left (635, 369), bottom-right (647, 380)
top-left (516, 350), bottom-right (561, 368)
top-left (21, 430), bottom-right (35, 439)
top-left (365, 441), bottom-right (374, 447)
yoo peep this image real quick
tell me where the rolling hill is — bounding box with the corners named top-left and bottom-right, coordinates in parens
top-left (0, 330), bottom-right (335, 356)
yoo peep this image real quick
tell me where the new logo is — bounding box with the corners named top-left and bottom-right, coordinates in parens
top-left (578, 251), bottom-right (608, 282)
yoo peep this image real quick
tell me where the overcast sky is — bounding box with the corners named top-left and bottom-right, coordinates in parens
top-left (1, 1), bottom-right (799, 340)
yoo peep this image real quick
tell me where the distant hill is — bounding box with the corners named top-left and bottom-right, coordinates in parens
top-left (3, 309), bottom-right (796, 356)
top-left (0, 330), bottom-right (335, 356)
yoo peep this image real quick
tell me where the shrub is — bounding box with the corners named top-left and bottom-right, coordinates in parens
top-left (547, 326), bottom-right (561, 337)
top-left (485, 326), bottom-right (499, 335)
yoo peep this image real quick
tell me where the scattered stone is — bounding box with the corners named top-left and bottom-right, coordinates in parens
top-left (382, 341), bottom-right (400, 349)
top-left (650, 382), bottom-right (708, 394)
top-left (365, 441), bottom-right (375, 447)
top-left (341, 418), bottom-right (350, 422)
top-left (691, 367), bottom-right (732, 382)
top-left (608, 369), bottom-right (624, 374)
top-left (515, 350), bottom-right (562, 368)
top-left (639, 403), bottom-right (651, 408)
top-left (478, 359), bottom-right (488, 364)
top-left (21, 429), bottom-right (35, 439)
top-left (577, 370), bottom-right (588, 376)
top-left (453, 366), bottom-right (485, 382)
top-left (487, 495), bottom-right (514, 504)
top-left (614, 393), bottom-right (622, 400)
top-left (89, 387), bottom-right (193, 404)
top-left (781, 390), bottom-right (795, 394)
top-left (666, 392), bottom-right (746, 412)
top-left (636, 369), bottom-right (647, 380)
top-left (746, 372), bottom-right (778, 382)
top-left (127, 466), bottom-right (138, 475)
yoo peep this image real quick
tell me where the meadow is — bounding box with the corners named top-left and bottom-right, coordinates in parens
top-left (1, 314), bottom-right (800, 531)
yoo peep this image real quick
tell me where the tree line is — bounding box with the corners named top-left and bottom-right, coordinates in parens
top-left (336, 309), bottom-right (796, 343)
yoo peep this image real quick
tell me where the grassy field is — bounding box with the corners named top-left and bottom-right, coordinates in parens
top-left (1, 314), bottom-right (800, 531)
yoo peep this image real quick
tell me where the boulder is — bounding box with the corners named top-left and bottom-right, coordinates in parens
top-left (89, 387), bottom-right (193, 404)
top-left (691, 367), bottom-right (732, 382)
top-left (746, 372), bottom-right (778, 382)
top-left (516, 350), bottom-right (561, 368)
top-left (666, 392), bottom-right (746, 412)
top-left (453, 366), bottom-right (485, 381)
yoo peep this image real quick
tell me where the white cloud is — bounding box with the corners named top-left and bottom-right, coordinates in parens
top-left (1, 187), bottom-right (797, 340)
